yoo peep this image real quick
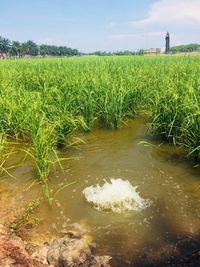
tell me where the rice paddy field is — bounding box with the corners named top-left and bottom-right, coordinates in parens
top-left (1, 56), bottom-right (200, 185)
top-left (0, 55), bottom-right (200, 265)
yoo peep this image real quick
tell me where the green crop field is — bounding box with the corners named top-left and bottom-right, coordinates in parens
top-left (1, 55), bottom-right (200, 200)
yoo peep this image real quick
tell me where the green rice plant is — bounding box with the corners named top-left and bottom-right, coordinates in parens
top-left (78, 88), bottom-right (97, 129)
top-left (98, 87), bottom-right (126, 128)
top-left (0, 132), bottom-right (16, 179)
top-left (0, 132), bottom-right (6, 156)
top-left (54, 113), bottom-right (88, 148)
top-left (30, 138), bottom-right (53, 203)
top-left (181, 113), bottom-right (200, 160)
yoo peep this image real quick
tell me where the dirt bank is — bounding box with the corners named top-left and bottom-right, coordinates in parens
top-left (0, 225), bottom-right (111, 267)
top-left (0, 225), bottom-right (49, 266)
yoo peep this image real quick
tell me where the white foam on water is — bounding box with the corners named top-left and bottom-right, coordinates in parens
top-left (83, 178), bottom-right (148, 213)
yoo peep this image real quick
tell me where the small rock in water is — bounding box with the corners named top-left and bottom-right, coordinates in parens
top-left (30, 231), bottom-right (111, 267)
top-left (31, 242), bottom-right (50, 264)
top-left (47, 232), bottom-right (91, 266)
top-left (83, 178), bottom-right (148, 213)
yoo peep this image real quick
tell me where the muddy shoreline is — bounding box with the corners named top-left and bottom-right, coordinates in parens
top-left (0, 222), bottom-right (200, 267)
top-left (0, 224), bottom-right (111, 267)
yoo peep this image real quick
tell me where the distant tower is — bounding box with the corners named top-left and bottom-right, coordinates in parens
top-left (165, 32), bottom-right (170, 54)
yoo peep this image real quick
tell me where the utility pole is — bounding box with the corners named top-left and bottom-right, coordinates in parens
top-left (165, 32), bottom-right (170, 54)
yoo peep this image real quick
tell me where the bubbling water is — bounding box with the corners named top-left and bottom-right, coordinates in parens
top-left (83, 178), bottom-right (148, 213)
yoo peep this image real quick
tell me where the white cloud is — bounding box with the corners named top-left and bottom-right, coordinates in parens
top-left (43, 38), bottom-right (57, 45)
top-left (131, 0), bottom-right (200, 29)
top-left (110, 31), bottom-right (164, 41)
top-left (38, 37), bottom-right (73, 47)
top-left (110, 33), bottom-right (142, 41)
top-left (108, 31), bottom-right (166, 51)
top-left (106, 0), bottom-right (200, 51)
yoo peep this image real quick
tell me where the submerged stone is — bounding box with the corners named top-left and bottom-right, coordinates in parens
top-left (47, 232), bottom-right (91, 266)
top-left (30, 231), bottom-right (111, 267)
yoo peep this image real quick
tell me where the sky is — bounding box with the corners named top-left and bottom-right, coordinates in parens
top-left (1, 0), bottom-right (200, 52)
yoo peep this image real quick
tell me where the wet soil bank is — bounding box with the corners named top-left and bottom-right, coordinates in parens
top-left (0, 225), bottom-right (48, 267)
top-left (0, 223), bottom-right (200, 267)
top-left (0, 225), bottom-right (111, 267)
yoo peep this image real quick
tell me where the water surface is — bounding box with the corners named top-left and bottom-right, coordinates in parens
top-left (0, 119), bottom-right (200, 265)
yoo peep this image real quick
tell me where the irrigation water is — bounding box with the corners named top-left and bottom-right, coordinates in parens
top-left (83, 178), bottom-right (148, 213)
top-left (0, 119), bottom-right (200, 265)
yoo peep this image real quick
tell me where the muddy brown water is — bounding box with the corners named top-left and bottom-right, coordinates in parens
top-left (0, 119), bottom-right (200, 266)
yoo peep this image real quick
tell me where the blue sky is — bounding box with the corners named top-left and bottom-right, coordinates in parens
top-left (1, 0), bottom-right (200, 52)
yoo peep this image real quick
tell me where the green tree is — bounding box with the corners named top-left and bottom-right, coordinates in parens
top-left (21, 40), bottom-right (39, 56)
top-left (171, 43), bottom-right (200, 53)
top-left (10, 41), bottom-right (21, 57)
top-left (0, 36), bottom-right (10, 57)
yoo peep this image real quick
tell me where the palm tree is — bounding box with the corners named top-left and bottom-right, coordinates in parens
top-left (0, 36), bottom-right (10, 58)
top-left (21, 40), bottom-right (39, 56)
top-left (40, 44), bottom-right (49, 56)
top-left (10, 41), bottom-right (21, 57)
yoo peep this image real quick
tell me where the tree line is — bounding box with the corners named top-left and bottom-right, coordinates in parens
top-left (89, 50), bottom-right (144, 56)
top-left (0, 35), bottom-right (146, 58)
top-left (0, 36), bottom-right (80, 57)
top-left (4, 35), bottom-right (199, 58)
top-left (171, 43), bottom-right (200, 53)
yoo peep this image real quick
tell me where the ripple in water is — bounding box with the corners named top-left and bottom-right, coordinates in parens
top-left (83, 178), bottom-right (148, 213)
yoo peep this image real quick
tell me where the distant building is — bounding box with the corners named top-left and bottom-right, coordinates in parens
top-left (0, 52), bottom-right (7, 59)
top-left (144, 48), bottom-right (161, 54)
top-left (165, 32), bottom-right (170, 53)
top-left (160, 47), bottom-right (165, 54)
